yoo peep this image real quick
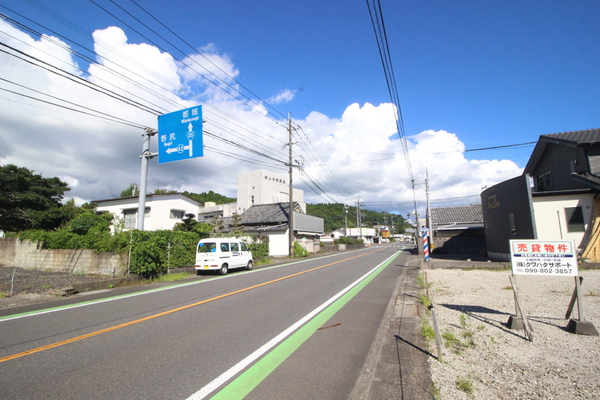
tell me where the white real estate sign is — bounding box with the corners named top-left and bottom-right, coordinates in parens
top-left (509, 239), bottom-right (578, 276)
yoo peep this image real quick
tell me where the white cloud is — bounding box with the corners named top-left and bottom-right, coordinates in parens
top-left (0, 20), bottom-right (523, 216)
top-left (268, 89), bottom-right (296, 104)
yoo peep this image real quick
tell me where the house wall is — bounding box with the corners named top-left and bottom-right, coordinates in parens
top-left (146, 196), bottom-right (201, 230)
top-left (530, 144), bottom-right (589, 191)
top-left (95, 195), bottom-right (201, 232)
top-left (531, 193), bottom-right (595, 250)
top-left (481, 175), bottom-right (537, 261)
top-left (432, 229), bottom-right (486, 255)
top-left (267, 231), bottom-right (290, 256)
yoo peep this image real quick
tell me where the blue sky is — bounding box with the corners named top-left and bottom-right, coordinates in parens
top-left (0, 0), bottom-right (599, 216)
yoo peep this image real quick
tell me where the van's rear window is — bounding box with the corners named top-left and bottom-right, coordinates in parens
top-left (198, 242), bottom-right (217, 252)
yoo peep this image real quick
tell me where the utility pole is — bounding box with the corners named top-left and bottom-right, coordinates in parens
top-left (288, 113), bottom-right (294, 258)
top-left (137, 128), bottom-right (157, 230)
top-left (344, 205), bottom-right (348, 236)
top-left (426, 168), bottom-right (433, 253)
top-left (356, 198), bottom-right (362, 239)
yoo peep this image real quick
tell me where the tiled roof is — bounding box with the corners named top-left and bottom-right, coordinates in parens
top-left (431, 204), bottom-right (483, 225)
top-left (541, 128), bottom-right (600, 146)
top-left (241, 202), bottom-right (299, 225)
top-left (570, 174), bottom-right (600, 191)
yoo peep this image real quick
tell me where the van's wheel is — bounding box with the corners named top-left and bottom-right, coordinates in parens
top-left (219, 264), bottom-right (228, 275)
top-left (246, 261), bottom-right (253, 271)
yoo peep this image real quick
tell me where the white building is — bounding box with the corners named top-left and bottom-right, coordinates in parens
top-left (94, 193), bottom-right (202, 231)
top-left (236, 169), bottom-right (305, 214)
top-left (93, 169), bottom-right (307, 233)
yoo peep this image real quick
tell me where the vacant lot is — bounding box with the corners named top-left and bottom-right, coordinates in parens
top-left (425, 268), bottom-right (600, 399)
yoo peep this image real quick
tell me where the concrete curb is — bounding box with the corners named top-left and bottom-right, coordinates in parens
top-left (351, 255), bottom-right (434, 399)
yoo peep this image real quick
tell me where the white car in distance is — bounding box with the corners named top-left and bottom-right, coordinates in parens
top-left (195, 238), bottom-right (253, 275)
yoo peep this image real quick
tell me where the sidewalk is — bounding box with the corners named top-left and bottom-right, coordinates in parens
top-left (351, 250), bottom-right (509, 399)
top-left (351, 253), bottom-right (434, 399)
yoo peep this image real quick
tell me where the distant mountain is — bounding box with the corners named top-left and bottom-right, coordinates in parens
top-left (182, 191), bottom-right (236, 205)
top-left (306, 203), bottom-right (409, 233)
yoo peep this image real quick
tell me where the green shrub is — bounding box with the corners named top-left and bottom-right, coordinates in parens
top-left (248, 242), bottom-right (269, 263)
top-left (293, 241), bottom-right (309, 257)
top-left (335, 237), bottom-right (363, 245)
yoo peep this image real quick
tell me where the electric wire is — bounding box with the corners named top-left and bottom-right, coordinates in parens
top-left (126, 0), bottom-right (291, 123)
top-left (0, 77), bottom-right (148, 128)
top-left (1, 1), bottom-right (359, 206)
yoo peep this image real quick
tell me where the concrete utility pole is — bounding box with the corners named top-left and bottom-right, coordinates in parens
top-left (426, 168), bottom-right (433, 252)
top-left (137, 128), bottom-right (157, 230)
top-left (288, 113), bottom-right (294, 258)
top-left (344, 205), bottom-right (348, 236)
top-left (356, 198), bottom-right (362, 239)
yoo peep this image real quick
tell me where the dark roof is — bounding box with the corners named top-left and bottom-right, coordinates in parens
top-left (524, 128), bottom-right (600, 175)
top-left (564, 174), bottom-right (600, 191)
top-left (541, 128), bottom-right (600, 146)
top-left (431, 204), bottom-right (483, 225)
top-left (241, 202), bottom-right (300, 225)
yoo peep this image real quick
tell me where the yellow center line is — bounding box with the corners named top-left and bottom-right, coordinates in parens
top-left (0, 249), bottom-right (383, 363)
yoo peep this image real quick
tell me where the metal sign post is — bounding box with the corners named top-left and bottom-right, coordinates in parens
top-left (157, 106), bottom-right (203, 164)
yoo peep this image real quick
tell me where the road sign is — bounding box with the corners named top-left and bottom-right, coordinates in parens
top-left (157, 106), bottom-right (203, 164)
top-left (509, 239), bottom-right (578, 276)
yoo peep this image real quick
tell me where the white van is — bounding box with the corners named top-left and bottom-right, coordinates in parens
top-left (195, 238), bottom-right (253, 275)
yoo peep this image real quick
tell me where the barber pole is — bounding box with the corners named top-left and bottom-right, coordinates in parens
top-left (423, 229), bottom-right (429, 261)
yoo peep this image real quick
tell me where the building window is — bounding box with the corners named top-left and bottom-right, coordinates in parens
top-left (509, 213), bottom-right (516, 235)
top-left (123, 209), bottom-right (137, 229)
top-left (538, 175), bottom-right (545, 189)
top-left (170, 209), bottom-right (185, 219)
top-left (545, 172), bottom-right (552, 187)
top-left (565, 207), bottom-right (585, 232)
top-left (123, 208), bottom-right (150, 229)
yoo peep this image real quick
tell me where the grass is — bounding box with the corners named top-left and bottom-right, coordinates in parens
top-left (0, 292), bottom-right (7, 298)
top-left (455, 377), bottom-right (474, 394)
top-left (441, 313), bottom-right (478, 353)
top-left (40, 284), bottom-right (54, 290)
top-left (421, 321), bottom-right (435, 346)
top-left (419, 293), bottom-right (432, 308)
top-left (431, 383), bottom-right (441, 400)
top-left (459, 313), bottom-right (468, 329)
top-left (152, 272), bottom-right (192, 282)
top-left (442, 329), bottom-right (461, 349)
top-left (587, 290), bottom-right (599, 297)
top-left (417, 273), bottom-right (434, 290)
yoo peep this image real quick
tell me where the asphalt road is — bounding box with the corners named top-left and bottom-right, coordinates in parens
top-left (0, 244), bottom-right (410, 399)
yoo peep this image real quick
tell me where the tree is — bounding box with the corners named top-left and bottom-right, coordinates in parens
top-left (0, 164), bottom-right (70, 232)
top-left (174, 213), bottom-right (198, 232)
top-left (209, 215), bottom-right (225, 236)
top-left (154, 188), bottom-right (177, 194)
top-left (119, 183), bottom-right (138, 197)
top-left (68, 211), bottom-right (113, 235)
top-left (230, 212), bottom-right (245, 237)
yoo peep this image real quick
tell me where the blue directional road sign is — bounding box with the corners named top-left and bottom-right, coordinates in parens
top-left (157, 106), bottom-right (203, 164)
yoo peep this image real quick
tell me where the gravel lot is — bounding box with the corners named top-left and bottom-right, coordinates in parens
top-left (0, 266), bottom-right (110, 308)
top-left (425, 268), bottom-right (600, 400)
